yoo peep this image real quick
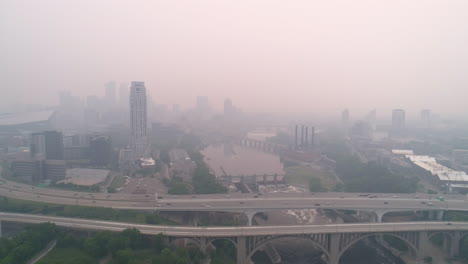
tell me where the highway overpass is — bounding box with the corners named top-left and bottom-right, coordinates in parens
top-left (0, 176), bottom-right (467, 224)
top-left (0, 212), bottom-right (467, 264)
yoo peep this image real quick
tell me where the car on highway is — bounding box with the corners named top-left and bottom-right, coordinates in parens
top-left (384, 202), bottom-right (388, 204)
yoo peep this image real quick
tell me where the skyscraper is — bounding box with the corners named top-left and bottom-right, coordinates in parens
top-left (105, 81), bottom-right (116, 106)
top-left (224, 98), bottom-right (234, 116)
top-left (119, 82), bottom-right (129, 108)
top-left (392, 109), bottom-right (406, 133)
top-left (421, 109), bottom-right (431, 128)
top-left (129, 82), bottom-right (149, 159)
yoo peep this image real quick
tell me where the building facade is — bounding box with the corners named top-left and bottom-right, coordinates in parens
top-left (391, 109), bottom-right (406, 135)
top-left (129, 82), bottom-right (149, 159)
top-left (30, 131), bottom-right (64, 160)
top-left (89, 135), bottom-right (111, 167)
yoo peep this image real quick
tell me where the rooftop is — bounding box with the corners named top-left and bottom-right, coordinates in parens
top-left (61, 168), bottom-right (110, 186)
top-left (392, 149), bottom-right (414, 155)
top-left (406, 154), bottom-right (468, 183)
top-left (0, 110), bottom-right (55, 126)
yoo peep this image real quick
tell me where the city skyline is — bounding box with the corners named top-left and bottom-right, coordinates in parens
top-left (2, 1), bottom-right (468, 116)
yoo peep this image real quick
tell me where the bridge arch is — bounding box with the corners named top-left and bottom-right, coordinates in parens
top-left (207, 237), bottom-right (237, 248)
top-left (428, 231), bottom-right (454, 241)
top-left (168, 237), bottom-right (204, 252)
top-left (246, 234), bottom-right (330, 261)
top-left (338, 233), bottom-right (418, 262)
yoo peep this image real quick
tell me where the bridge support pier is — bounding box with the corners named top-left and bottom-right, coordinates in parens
top-left (328, 233), bottom-right (340, 264)
top-left (245, 211), bottom-right (257, 226)
top-left (237, 236), bottom-right (248, 264)
top-left (0, 220), bottom-right (2, 238)
top-left (436, 210), bottom-right (444, 221)
top-left (373, 210), bottom-right (387, 223)
top-left (199, 237), bottom-right (208, 254)
top-left (450, 232), bottom-right (461, 257)
top-left (418, 231), bottom-right (430, 259)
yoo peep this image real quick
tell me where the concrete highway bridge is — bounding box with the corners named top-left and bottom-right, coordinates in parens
top-left (0, 178), bottom-right (467, 225)
top-left (237, 138), bottom-right (285, 154)
top-left (0, 212), bottom-right (467, 264)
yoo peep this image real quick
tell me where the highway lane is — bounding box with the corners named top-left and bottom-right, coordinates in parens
top-left (0, 176), bottom-right (467, 214)
top-left (0, 212), bottom-right (467, 237)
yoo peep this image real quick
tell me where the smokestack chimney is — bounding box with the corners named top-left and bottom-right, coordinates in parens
top-left (311, 127), bottom-right (315, 146)
top-left (295, 125), bottom-right (298, 150)
top-left (301, 125), bottom-right (304, 147)
top-left (305, 126), bottom-right (309, 148)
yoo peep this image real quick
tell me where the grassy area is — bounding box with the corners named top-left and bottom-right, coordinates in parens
top-left (119, 249), bottom-right (156, 264)
top-left (109, 174), bottom-right (126, 190)
top-left (0, 196), bottom-right (175, 225)
top-left (36, 248), bottom-right (98, 264)
top-left (285, 166), bottom-right (336, 190)
top-left (50, 183), bottom-right (100, 193)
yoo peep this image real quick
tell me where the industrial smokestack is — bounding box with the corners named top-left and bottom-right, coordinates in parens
top-left (311, 127), bottom-right (315, 146)
top-left (295, 125), bottom-right (298, 150)
top-left (301, 125), bottom-right (304, 147)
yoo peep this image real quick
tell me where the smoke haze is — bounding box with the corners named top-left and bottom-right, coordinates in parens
top-left (2, 0), bottom-right (468, 115)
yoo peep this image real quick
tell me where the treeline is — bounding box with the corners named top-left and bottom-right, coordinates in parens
top-left (45, 228), bottom-right (205, 264)
top-left (0, 196), bottom-right (169, 225)
top-left (0, 223), bottom-right (57, 264)
top-left (335, 156), bottom-right (418, 193)
top-left (189, 151), bottom-right (227, 194)
top-left (52, 182), bottom-right (101, 192)
top-left (164, 150), bottom-right (227, 195)
top-left (1, 223), bottom-right (237, 264)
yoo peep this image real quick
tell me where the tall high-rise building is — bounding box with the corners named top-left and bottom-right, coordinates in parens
top-left (421, 109), bottom-right (431, 128)
top-left (129, 82), bottom-right (149, 159)
top-left (119, 82), bottom-right (129, 108)
top-left (196, 96), bottom-right (210, 111)
top-left (30, 131), bottom-right (64, 160)
top-left (224, 98), bottom-right (234, 116)
top-left (105, 81), bottom-right (116, 106)
top-left (392, 109), bottom-right (406, 132)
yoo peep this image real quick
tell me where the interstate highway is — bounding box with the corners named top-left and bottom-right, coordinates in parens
top-left (0, 177), bottom-right (466, 213)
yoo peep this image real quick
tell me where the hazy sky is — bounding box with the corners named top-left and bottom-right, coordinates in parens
top-left (2, 0), bottom-right (468, 116)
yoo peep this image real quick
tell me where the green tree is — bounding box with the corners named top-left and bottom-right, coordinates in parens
top-left (152, 233), bottom-right (165, 253)
top-left (121, 228), bottom-right (143, 250)
top-left (114, 249), bottom-right (132, 264)
top-left (168, 182), bottom-right (190, 195)
top-left (309, 178), bottom-right (323, 192)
